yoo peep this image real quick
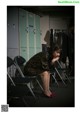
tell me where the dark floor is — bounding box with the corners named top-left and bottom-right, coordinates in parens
top-left (7, 78), bottom-right (74, 107)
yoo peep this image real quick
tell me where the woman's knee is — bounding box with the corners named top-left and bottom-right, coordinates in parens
top-left (42, 71), bottom-right (50, 76)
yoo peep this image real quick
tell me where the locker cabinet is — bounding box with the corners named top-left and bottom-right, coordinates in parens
top-left (7, 7), bottom-right (42, 61)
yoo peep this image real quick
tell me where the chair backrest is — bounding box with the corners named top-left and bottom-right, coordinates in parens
top-left (14, 56), bottom-right (26, 66)
top-left (7, 56), bottom-right (14, 68)
top-left (7, 56), bottom-right (15, 86)
top-left (14, 56), bottom-right (26, 78)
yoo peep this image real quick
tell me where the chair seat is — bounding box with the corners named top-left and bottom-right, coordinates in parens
top-left (12, 75), bottom-right (37, 84)
top-left (24, 75), bottom-right (37, 79)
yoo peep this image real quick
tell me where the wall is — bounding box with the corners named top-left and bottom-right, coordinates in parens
top-left (49, 17), bottom-right (69, 30)
top-left (40, 15), bottom-right (50, 47)
top-left (40, 16), bottom-right (69, 48)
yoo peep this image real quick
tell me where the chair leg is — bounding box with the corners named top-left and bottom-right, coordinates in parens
top-left (55, 67), bottom-right (66, 86)
top-left (65, 73), bottom-right (71, 83)
top-left (36, 79), bottom-right (43, 91)
top-left (7, 73), bottom-right (15, 86)
top-left (51, 74), bottom-right (59, 86)
top-left (26, 83), bottom-right (36, 99)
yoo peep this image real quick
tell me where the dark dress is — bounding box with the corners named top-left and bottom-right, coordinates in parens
top-left (24, 52), bottom-right (50, 76)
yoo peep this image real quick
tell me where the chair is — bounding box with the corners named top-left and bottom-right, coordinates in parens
top-left (50, 62), bottom-right (67, 86)
top-left (14, 56), bottom-right (43, 93)
top-left (7, 57), bottom-right (16, 86)
top-left (54, 66), bottom-right (66, 86)
top-left (57, 60), bottom-right (71, 83)
top-left (51, 60), bottom-right (71, 86)
top-left (7, 56), bottom-right (38, 106)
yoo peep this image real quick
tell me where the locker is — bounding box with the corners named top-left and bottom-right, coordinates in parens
top-left (28, 13), bottom-right (34, 26)
top-left (29, 26), bottom-right (34, 47)
top-left (28, 12), bottom-right (34, 47)
top-left (19, 9), bottom-right (27, 48)
top-left (28, 12), bottom-right (35, 59)
top-left (36, 31), bottom-right (41, 47)
top-left (35, 15), bottom-right (41, 48)
top-left (35, 15), bottom-right (40, 30)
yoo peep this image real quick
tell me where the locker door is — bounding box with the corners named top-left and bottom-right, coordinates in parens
top-left (19, 9), bottom-right (27, 48)
top-left (35, 15), bottom-right (42, 53)
top-left (19, 9), bottom-right (28, 60)
top-left (28, 12), bottom-right (35, 58)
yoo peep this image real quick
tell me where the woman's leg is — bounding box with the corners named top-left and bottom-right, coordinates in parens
top-left (40, 71), bottom-right (52, 96)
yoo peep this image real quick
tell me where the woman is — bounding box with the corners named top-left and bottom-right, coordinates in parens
top-left (24, 44), bottom-right (61, 98)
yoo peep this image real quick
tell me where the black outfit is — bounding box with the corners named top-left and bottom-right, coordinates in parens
top-left (24, 52), bottom-right (51, 76)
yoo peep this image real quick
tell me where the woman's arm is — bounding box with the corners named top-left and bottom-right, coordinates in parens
top-left (51, 57), bottom-right (60, 64)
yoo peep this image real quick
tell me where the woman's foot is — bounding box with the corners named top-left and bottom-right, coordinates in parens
top-left (43, 90), bottom-right (55, 98)
top-left (44, 90), bottom-right (51, 96)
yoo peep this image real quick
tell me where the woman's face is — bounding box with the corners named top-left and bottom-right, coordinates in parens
top-left (52, 50), bottom-right (60, 58)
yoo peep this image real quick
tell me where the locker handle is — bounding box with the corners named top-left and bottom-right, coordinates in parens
top-left (25, 27), bottom-right (28, 33)
top-left (29, 25), bottom-right (33, 27)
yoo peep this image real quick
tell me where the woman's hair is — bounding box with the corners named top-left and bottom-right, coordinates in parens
top-left (49, 44), bottom-right (61, 54)
top-left (52, 44), bottom-right (62, 53)
top-left (48, 44), bottom-right (62, 61)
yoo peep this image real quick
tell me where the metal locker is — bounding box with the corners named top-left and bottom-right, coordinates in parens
top-left (19, 9), bottom-right (27, 48)
top-left (35, 15), bottom-right (42, 53)
top-left (28, 12), bottom-right (35, 58)
top-left (19, 9), bottom-right (28, 60)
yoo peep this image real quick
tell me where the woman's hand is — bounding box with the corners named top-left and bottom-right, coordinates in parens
top-left (51, 57), bottom-right (60, 64)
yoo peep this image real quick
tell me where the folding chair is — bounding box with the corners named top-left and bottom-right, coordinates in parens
top-left (14, 56), bottom-right (43, 93)
top-left (51, 60), bottom-right (72, 86)
top-left (54, 67), bottom-right (66, 86)
top-left (50, 62), bottom-right (67, 86)
top-left (7, 56), bottom-right (37, 106)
